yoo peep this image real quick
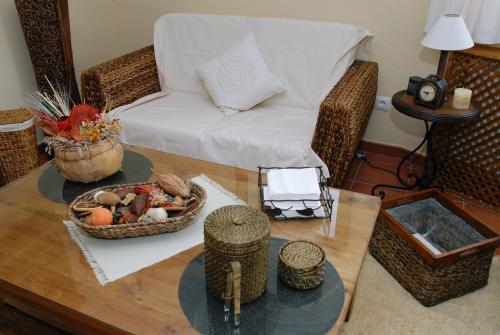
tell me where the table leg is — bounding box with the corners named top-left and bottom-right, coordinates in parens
top-left (345, 291), bottom-right (356, 322)
top-left (371, 121), bottom-right (430, 199)
top-left (419, 123), bottom-right (437, 188)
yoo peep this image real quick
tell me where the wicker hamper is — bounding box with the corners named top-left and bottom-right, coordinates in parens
top-left (369, 189), bottom-right (500, 306)
top-left (0, 109), bottom-right (38, 186)
top-left (204, 205), bottom-right (270, 324)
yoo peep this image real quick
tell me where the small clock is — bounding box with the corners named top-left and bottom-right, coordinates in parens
top-left (414, 75), bottom-right (448, 108)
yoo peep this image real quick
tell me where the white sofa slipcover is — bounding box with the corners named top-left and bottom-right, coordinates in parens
top-left (92, 14), bottom-right (377, 180)
top-left (107, 14), bottom-right (373, 177)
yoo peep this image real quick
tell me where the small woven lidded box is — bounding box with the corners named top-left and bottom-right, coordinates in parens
top-left (278, 240), bottom-right (326, 290)
top-left (204, 205), bottom-right (270, 326)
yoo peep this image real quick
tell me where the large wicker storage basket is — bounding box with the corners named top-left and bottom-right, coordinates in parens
top-left (0, 109), bottom-right (38, 186)
top-left (369, 189), bottom-right (499, 307)
top-left (53, 139), bottom-right (123, 183)
top-left (204, 205), bottom-right (270, 322)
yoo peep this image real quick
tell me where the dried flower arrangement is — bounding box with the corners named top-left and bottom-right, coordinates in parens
top-left (25, 77), bottom-right (120, 153)
top-left (25, 77), bottom-right (124, 183)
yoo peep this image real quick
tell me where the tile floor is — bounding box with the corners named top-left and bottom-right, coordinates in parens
top-left (341, 144), bottom-right (499, 254)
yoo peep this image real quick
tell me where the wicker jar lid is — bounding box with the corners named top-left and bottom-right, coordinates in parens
top-left (0, 109), bottom-right (33, 125)
top-left (280, 240), bottom-right (325, 270)
top-left (204, 205), bottom-right (270, 253)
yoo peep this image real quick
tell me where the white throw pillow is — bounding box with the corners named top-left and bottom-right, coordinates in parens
top-left (196, 34), bottom-right (285, 116)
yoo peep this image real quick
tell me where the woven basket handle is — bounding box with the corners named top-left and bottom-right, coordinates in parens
top-left (222, 261), bottom-right (241, 327)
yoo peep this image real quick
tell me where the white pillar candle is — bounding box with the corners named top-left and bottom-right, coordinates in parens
top-left (452, 88), bottom-right (472, 109)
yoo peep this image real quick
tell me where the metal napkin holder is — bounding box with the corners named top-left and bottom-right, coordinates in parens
top-left (258, 166), bottom-right (334, 220)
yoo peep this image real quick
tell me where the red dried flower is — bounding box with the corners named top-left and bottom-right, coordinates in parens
top-left (56, 116), bottom-right (71, 131)
top-left (68, 104), bottom-right (100, 141)
top-left (70, 104), bottom-right (100, 127)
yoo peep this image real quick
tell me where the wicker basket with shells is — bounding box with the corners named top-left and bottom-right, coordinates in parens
top-left (69, 171), bottom-right (206, 239)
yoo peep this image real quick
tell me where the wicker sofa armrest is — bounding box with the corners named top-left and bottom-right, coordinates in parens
top-left (81, 45), bottom-right (160, 111)
top-left (312, 60), bottom-right (378, 187)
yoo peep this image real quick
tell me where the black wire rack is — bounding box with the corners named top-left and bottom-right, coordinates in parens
top-left (258, 166), bottom-right (334, 220)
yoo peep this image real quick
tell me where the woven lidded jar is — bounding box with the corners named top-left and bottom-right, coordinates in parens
top-left (204, 205), bottom-right (270, 305)
top-left (278, 240), bottom-right (326, 289)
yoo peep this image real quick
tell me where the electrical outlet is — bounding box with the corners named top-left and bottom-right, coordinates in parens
top-left (375, 96), bottom-right (391, 111)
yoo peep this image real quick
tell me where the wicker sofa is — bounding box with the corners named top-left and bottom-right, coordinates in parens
top-left (81, 14), bottom-right (378, 187)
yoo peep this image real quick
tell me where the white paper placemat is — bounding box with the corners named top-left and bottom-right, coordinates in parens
top-left (64, 174), bottom-right (244, 286)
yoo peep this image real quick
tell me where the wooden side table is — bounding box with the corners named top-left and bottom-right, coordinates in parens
top-left (372, 90), bottom-right (480, 198)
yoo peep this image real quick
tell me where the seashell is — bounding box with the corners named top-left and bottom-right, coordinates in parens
top-left (151, 169), bottom-right (192, 197)
top-left (95, 191), bottom-right (121, 206)
top-left (141, 207), bottom-right (168, 224)
top-left (121, 193), bottom-right (136, 206)
top-left (93, 191), bottom-right (104, 201)
top-left (130, 193), bottom-right (148, 215)
top-left (89, 208), bottom-right (113, 226)
top-left (172, 196), bottom-right (185, 207)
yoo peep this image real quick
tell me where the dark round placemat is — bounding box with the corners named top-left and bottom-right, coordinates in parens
top-left (37, 150), bottom-right (152, 204)
top-left (179, 237), bottom-right (344, 335)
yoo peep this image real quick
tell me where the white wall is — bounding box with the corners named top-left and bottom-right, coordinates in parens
top-left (0, 0), bottom-right (36, 110)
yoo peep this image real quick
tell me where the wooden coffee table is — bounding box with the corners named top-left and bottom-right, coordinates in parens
top-left (0, 145), bottom-right (380, 334)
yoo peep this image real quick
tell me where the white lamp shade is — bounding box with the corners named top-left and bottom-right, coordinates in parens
top-left (421, 14), bottom-right (474, 50)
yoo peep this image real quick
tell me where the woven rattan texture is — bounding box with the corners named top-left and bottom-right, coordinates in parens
top-left (311, 61), bottom-right (378, 187)
top-left (432, 51), bottom-right (499, 210)
top-left (0, 109), bottom-right (38, 186)
top-left (278, 240), bottom-right (325, 289)
top-left (204, 205), bottom-right (270, 304)
top-left (280, 240), bottom-right (324, 269)
top-left (15, 0), bottom-right (80, 103)
top-left (81, 46), bottom-right (161, 111)
top-left (369, 217), bottom-right (495, 306)
top-left (69, 182), bottom-right (206, 239)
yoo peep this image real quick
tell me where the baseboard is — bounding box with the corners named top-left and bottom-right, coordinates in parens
top-left (359, 140), bottom-right (426, 167)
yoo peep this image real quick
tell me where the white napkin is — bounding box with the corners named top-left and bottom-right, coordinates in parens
top-left (263, 186), bottom-right (321, 210)
top-left (64, 174), bottom-right (244, 286)
top-left (267, 168), bottom-right (321, 201)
